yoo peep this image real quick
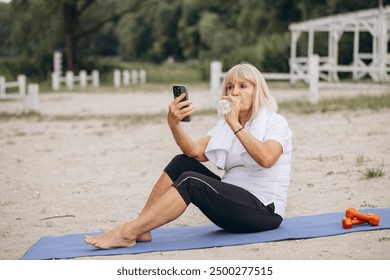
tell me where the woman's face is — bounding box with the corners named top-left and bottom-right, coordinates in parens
top-left (225, 77), bottom-right (255, 112)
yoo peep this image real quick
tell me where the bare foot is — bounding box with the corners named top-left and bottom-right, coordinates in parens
top-left (84, 224), bottom-right (136, 249)
top-left (137, 232), bottom-right (152, 242)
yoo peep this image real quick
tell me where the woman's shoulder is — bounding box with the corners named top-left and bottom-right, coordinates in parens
top-left (258, 110), bottom-right (291, 133)
top-left (253, 109), bottom-right (289, 126)
top-left (272, 112), bottom-right (289, 124)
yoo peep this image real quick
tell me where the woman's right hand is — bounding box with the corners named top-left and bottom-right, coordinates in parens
top-left (167, 93), bottom-right (194, 128)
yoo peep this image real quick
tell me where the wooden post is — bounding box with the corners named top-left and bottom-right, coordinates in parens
top-left (79, 70), bottom-right (87, 88)
top-left (25, 84), bottom-right (39, 112)
top-left (0, 76), bottom-right (5, 97)
top-left (309, 55), bottom-right (319, 105)
top-left (53, 51), bottom-right (63, 76)
top-left (131, 70), bottom-right (138, 84)
top-left (66, 71), bottom-right (74, 90)
top-left (210, 61), bottom-right (222, 106)
top-left (123, 70), bottom-right (130, 86)
top-left (114, 70), bottom-right (121, 88)
top-left (92, 70), bottom-right (99, 87)
top-left (52, 72), bottom-right (60, 91)
top-left (17, 75), bottom-right (26, 96)
top-left (139, 69), bottom-right (146, 83)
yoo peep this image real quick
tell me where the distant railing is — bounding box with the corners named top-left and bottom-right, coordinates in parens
top-left (210, 58), bottom-right (321, 105)
top-left (0, 75), bottom-right (39, 112)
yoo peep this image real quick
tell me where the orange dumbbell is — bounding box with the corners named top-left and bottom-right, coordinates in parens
top-left (342, 217), bottom-right (368, 229)
top-left (345, 207), bottom-right (380, 226)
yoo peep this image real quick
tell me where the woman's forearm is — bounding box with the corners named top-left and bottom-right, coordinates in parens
top-left (235, 127), bottom-right (282, 168)
top-left (169, 124), bottom-right (196, 156)
top-left (169, 124), bottom-right (210, 162)
top-left (167, 93), bottom-right (209, 161)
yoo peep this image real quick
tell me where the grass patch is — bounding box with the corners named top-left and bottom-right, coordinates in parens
top-left (0, 111), bottom-right (43, 121)
top-left (0, 108), bottom-right (219, 123)
top-left (279, 93), bottom-right (390, 114)
top-left (360, 200), bottom-right (378, 208)
top-left (356, 154), bottom-right (365, 165)
top-left (0, 111), bottom-right (170, 124)
top-left (49, 112), bottom-right (168, 124)
top-left (362, 167), bottom-right (384, 179)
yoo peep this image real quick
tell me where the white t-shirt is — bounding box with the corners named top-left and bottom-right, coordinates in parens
top-left (205, 110), bottom-right (292, 218)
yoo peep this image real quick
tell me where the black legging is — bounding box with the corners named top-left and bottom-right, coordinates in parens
top-left (164, 154), bottom-right (282, 233)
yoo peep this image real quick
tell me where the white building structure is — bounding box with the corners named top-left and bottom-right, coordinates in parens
top-left (289, 5), bottom-right (390, 83)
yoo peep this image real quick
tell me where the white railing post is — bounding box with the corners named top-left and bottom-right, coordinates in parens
top-left (139, 69), bottom-right (146, 84)
top-left (53, 51), bottom-right (63, 76)
top-left (18, 75), bottom-right (26, 96)
top-left (114, 69), bottom-right (121, 88)
top-left (0, 76), bottom-right (5, 97)
top-left (25, 83), bottom-right (39, 112)
top-left (66, 71), bottom-right (74, 90)
top-left (131, 69), bottom-right (138, 84)
top-left (309, 55), bottom-right (319, 105)
top-left (52, 72), bottom-right (60, 91)
top-left (92, 70), bottom-right (99, 87)
top-left (123, 70), bottom-right (130, 86)
top-left (79, 70), bottom-right (87, 88)
top-left (210, 61), bottom-right (222, 106)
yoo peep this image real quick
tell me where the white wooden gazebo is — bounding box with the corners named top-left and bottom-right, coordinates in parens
top-left (289, 5), bottom-right (390, 83)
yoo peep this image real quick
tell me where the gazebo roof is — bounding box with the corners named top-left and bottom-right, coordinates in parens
top-left (289, 6), bottom-right (390, 32)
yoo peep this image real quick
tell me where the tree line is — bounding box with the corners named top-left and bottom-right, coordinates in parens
top-left (0, 0), bottom-right (386, 81)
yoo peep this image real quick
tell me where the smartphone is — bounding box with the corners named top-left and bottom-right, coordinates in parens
top-left (172, 85), bottom-right (191, 122)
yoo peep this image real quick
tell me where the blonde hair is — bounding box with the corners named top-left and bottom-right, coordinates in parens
top-left (220, 62), bottom-right (278, 120)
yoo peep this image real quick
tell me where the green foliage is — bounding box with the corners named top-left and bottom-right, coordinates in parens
top-left (0, 0), bottom-right (388, 81)
top-left (0, 3), bottom-right (11, 56)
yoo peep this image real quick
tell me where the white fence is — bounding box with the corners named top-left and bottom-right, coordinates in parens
top-left (52, 51), bottom-right (149, 90)
top-left (51, 51), bottom-right (100, 91)
top-left (210, 59), bottom-right (321, 105)
top-left (113, 69), bottom-right (146, 88)
top-left (52, 70), bottom-right (99, 91)
top-left (0, 75), bottom-right (39, 112)
top-left (0, 75), bottom-right (26, 98)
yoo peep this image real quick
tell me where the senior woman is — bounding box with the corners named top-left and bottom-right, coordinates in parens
top-left (84, 62), bottom-right (292, 249)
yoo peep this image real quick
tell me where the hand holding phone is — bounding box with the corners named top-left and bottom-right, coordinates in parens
top-left (172, 85), bottom-right (191, 122)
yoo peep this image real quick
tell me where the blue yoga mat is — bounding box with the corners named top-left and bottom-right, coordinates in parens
top-left (21, 208), bottom-right (390, 260)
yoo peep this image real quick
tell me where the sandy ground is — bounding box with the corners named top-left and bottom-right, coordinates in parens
top-left (0, 85), bottom-right (389, 260)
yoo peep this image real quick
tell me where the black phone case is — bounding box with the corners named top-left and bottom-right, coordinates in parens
top-left (172, 85), bottom-right (191, 122)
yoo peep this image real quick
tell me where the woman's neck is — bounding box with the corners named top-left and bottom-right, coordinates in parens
top-left (238, 109), bottom-right (252, 126)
